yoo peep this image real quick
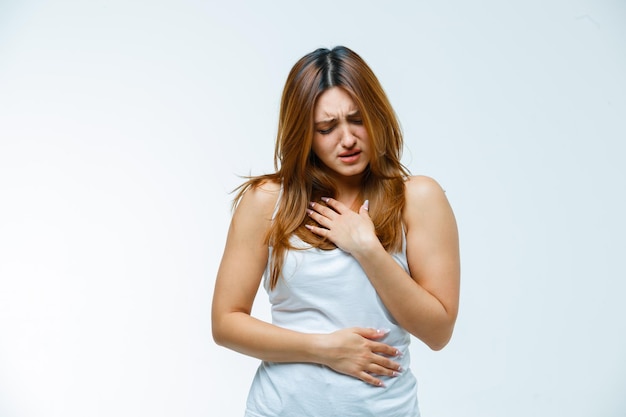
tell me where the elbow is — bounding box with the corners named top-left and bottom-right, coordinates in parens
top-left (212, 309), bottom-right (247, 349)
top-left (426, 334), bottom-right (451, 351)
top-left (212, 326), bottom-right (225, 347)
top-left (423, 320), bottom-right (456, 351)
top-left (211, 314), bottom-right (229, 347)
top-left (211, 325), bottom-right (222, 346)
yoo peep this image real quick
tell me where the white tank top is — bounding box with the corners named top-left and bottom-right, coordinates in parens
top-left (245, 200), bottom-right (419, 416)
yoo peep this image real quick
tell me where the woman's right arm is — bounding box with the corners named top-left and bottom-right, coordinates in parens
top-left (212, 181), bottom-right (315, 361)
top-left (211, 181), bottom-right (402, 387)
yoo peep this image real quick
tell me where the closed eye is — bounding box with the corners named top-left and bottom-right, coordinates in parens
top-left (317, 126), bottom-right (335, 135)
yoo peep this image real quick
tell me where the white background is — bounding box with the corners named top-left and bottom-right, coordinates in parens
top-left (1, 1), bottom-right (625, 416)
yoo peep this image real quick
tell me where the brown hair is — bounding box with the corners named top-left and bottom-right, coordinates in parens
top-left (234, 46), bottom-right (409, 289)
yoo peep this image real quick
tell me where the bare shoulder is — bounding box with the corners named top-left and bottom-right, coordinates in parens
top-left (404, 175), bottom-right (448, 205)
top-left (403, 175), bottom-right (455, 226)
top-left (235, 178), bottom-right (281, 221)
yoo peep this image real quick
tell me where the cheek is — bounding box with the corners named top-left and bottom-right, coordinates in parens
top-left (311, 135), bottom-right (332, 158)
top-left (357, 127), bottom-right (371, 147)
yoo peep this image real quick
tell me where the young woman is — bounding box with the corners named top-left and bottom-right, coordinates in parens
top-left (212, 46), bottom-right (460, 417)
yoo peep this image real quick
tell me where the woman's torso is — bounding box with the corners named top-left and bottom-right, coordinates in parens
top-left (244, 229), bottom-right (419, 417)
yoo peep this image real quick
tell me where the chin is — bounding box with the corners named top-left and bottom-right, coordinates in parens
top-left (338, 167), bottom-right (368, 179)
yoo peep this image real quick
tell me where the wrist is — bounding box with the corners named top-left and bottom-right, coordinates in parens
top-left (352, 236), bottom-right (385, 261)
top-left (307, 333), bottom-right (330, 365)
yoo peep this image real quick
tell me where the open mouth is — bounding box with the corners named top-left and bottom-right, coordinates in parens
top-left (339, 150), bottom-right (360, 158)
top-left (338, 151), bottom-right (361, 163)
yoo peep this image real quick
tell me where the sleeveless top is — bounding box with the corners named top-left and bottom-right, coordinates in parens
top-left (244, 193), bottom-right (420, 417)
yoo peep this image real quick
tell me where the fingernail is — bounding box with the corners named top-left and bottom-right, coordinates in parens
top-left (376, 381), bottom-right (385, 387)
top-left (392, 371), bottom-right (401, 377)
top-left (376, 328), bottom-right (391, 335)
top-left (321, 197), bottom-right (329, 203)
top-left (306, 209), bottom-right (313, 216)
top-left (363, 199), bottom-right (369, 210)
top-left (395, 349), bottom-right (403, 357)
top-left (309, 201), bottom-right (315, 208)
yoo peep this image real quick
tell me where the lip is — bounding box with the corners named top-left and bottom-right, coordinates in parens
top-left (338, 150), bottom-right (361, 163)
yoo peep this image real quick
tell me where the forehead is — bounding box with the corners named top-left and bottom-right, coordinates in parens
top-left (314, 87), bottom-right (359, 119)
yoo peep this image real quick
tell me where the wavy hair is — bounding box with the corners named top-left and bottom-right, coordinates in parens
top-left (234, 46), bottom-right (409, 289)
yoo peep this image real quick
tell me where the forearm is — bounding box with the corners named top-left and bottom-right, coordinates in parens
top-left (352, 244), bottom-right (456, 350)
top-left (213, 311), bottom-right (322, 363)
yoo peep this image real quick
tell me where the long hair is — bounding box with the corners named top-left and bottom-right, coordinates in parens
top-left (234, 46), bottom-right (409, 289)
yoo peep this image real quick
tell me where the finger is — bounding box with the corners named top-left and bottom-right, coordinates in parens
top-left (359, 200), bottom-right (371, 217)
top-left (353, 327), bottom-right (390, 339)
top-left (306, 209), bottom-right (333, 230)
top-left (359, 371), bottom-right (386, 388)
top-left (370, 341), bottom-right (403, 358)
top-left (320, 197), bottom-right (348, 214)
top-left (370, 354), bottom-right (402, 373)
top-left (368, 362), bottom-right (402, 378)
top-left (306, 208), bottom-right (323, 223)
top-left (355, 328), bottom-right (403, 357)
top-left (305, 223), bottom-right (328, 237)
top-left (309, 201), bottom-right (338, 218)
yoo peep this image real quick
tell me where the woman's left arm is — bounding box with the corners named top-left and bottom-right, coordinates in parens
top-left (306, 175), bottom-right (460, 350)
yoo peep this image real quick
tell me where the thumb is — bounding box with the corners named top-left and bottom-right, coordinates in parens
top-left (360, 199), bottom-right (370, 215)
top-left (355, 327), bottom-right (390, 340)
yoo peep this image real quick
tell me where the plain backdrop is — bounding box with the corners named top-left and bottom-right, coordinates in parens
top-left (1, 1), bottom-right (625, 416)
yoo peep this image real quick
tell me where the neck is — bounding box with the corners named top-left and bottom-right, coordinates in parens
top-left (335, 186), bottom-right (364, 210)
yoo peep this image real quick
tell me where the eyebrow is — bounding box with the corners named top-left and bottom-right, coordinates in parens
top-left (314, 110), bottom-right (361, 125)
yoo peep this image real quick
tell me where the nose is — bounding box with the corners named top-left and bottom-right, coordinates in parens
top-left (339, 125), bottom-right (357, 148)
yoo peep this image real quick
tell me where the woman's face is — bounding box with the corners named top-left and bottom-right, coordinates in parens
top-left (311, 87), bottom-right (371, 182)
